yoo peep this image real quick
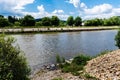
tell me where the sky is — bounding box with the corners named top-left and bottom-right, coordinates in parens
top-left (0, 0), bottom-right (120, 20)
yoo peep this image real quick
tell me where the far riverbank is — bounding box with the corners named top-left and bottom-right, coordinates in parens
top-left (0, 26), bottom-right (119, 34)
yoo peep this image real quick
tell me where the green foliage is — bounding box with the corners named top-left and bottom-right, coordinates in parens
top-left (59, 21), bottom-right (66, 26)
top-left (115, 30), bottom-right (120, 48)
top-left (21, 15), bottom-right (35, 26)
top-left (56, 54), bottom-right (61, 63)
top-left (84, 18), bottom-right (103, 26)
top-left (61, 63), bottom-right (83, 73)
top-left (0, 17), bottom-right (9, 27)
top-left (35, 21), bottom-right (42, 27)
top-left (56, 54), bottom-right (65, 64)
top-left (14, 21), bottom-right (20, 26)
top-left (52, 77), bottom-right (63, 80)
top-left (42, 17), bottom-right (51, 26)
top-left (0, 34), bottom-right (30, 80)
top-left (51, 16), bottom-right (60, 26)
top-left (84, 73), bottom-right (98, 80)
top-left (8, 16), bottom-right (17, 24)
top-left (74, 16), bottom-right (82, 26)
top-left (72, 54), bottom-right (91, 65)
top-left (67, 16), bottom-right (74, 26)
top-left (59, 54), bottom-right (91, 76)
top-left (95, 50), bottom-right (111, 57)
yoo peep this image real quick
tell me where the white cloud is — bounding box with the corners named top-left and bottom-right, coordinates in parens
top-left (80, 2), bottom-right (87, 9)
top-left (37, 5), bottom-right (45, 12)
top-left (0, 0), bottom-right (34, 10)
top-left (0, 0), bottom-right (69, 20)
top-left (16, 5), bottom-right (69, 20)
top-left (52, 10), bottom-right (64, 14)
top-left (84, 4), bottom-right (112, 15)
top-left (81, 3), bottom-right (120, 19)
top-left (67, 0), bottom-right (80, 8)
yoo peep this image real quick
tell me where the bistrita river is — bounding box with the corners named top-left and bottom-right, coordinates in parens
top-left (12, 30), bottom-right (118, 72)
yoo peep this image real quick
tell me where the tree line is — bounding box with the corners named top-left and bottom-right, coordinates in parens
top-left (0, 14), bottom-right (120, 27)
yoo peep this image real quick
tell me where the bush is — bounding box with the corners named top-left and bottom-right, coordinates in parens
top-left (52, 77), bottom-right (63, 80)
top-left (0, 17), bottom-right (9, 27)
top-left (84, 73), bottom-right (99, 80)
top-left (0, 34), bottom-right (30, 80)
top-left (72, 54), bottom-right (91, 65)
top-left (115, 30), bottom-right (120, 48)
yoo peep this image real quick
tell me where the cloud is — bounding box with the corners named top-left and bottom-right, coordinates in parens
top-left (16, 5), bottom-right (69, 20)
top-left (52, 10), bottom-right (64, 14)
top-left (66, 0), bottom-right (80, 8)
top-left (80, 2), bottom-right (87, 9)
top-left (84, 4), bottom-right (112, 15)
top-left (0, 0), bottom-right (69, 20)
top-left (0, 0), bottom-right (34, 10)
top-left (82, 3), bottom-right (120, 19)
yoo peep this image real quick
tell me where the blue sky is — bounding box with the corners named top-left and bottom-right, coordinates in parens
top-left (0, 0), bottom-right (120, 20)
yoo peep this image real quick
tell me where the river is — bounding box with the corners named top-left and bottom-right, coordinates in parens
top-left (11, 30), bottom-right (118, 73)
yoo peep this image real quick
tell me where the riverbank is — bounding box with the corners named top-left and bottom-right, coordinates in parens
top-left (0, 26), bottom-right (119, 34)
top-left (31, 49), bottom-right (120, 80)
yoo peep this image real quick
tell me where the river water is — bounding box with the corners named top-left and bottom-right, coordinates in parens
top-left (11, 30), bottom-right (118, 72)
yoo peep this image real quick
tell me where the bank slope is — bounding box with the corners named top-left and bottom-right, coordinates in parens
top-left (85, 49), bottom-right (120, 80)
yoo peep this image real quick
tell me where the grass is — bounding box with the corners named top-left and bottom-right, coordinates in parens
top-left (57, 54), bottom-right (92, 76)
top-left (56, 51), bottom-right (112, 80)
top-left (52, 77), bottom-right (63, 80)
top-left (94, 50), bottom-right (112, 58)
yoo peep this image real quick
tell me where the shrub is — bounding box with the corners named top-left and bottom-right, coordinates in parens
top-left (84, 73), bottom-right (98, 80)
top-left (115, 30), bottom-right (120, 48)
top-left (0, 34), bottom-right (30, 80)
top-left (56, 54), bottom-right (62, 64)
top-left (72, 54), bottom-right (91, 65)
top-left (52, 77), bottom-right (63, 80)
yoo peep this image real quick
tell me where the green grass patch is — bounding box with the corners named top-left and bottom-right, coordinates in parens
top-left (52, 77), bottom-right (63, 80)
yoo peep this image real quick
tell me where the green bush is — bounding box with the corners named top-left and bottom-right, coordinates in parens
top-left (56, 54), bottom-right (62, 64)
top-left (84, 73), bottom-right (98, 80)
top-left (115, 30), bottom-right (120, 48)
top-left (0, 34), bottom-right (30, 80)
top-left (62, 63), bottom-right (83, 73)
top-left (52, 77), bottom-right (63, 80)
top-left (72, 54), bottom-right (91, 65)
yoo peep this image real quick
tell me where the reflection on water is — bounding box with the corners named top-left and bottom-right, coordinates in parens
top-left (12, 30), bottom-right (118, 72)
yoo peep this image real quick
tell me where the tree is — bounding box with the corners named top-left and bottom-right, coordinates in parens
top-left (21, 15), bottom-right (35, 26)
top-left (0, 15), bottom-right (4, 18)
top-left (0, 34), bottom-right (30, 80)
top-left (51, 16), bottom-right (60, 26)
top-left (67, 16), bottom-right (74, 26)
top-left (41, 17), bottom-right (51, 26)
top-left (0, 17), bottom-right (9, 27)
top-left (14, 21), bottom-right (20, 26)
top-left (74, 16), bottom-right (82, 26)
top-left (115, 30), bottom-right (120, 48)
top-left (8, 16), bottom-right (16, 24)
top-left (35, 21), bottom-right (42, 27)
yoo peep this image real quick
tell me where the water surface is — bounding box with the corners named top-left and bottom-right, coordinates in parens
top-left (12, 30), bottom-right (118, 72)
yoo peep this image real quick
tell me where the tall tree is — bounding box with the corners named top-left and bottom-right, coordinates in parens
top-left (21, 15), bottom-right (35, 26)
top-left (0, 35), bottom-right (30, 80)
top-left (51, 16), bottom-right (60, 26)
top-left (41, 17), bottom-right (51, 26)
top-left (0, 17), bottom-right (9, 27)
top-left (8, 16), bottom-right (16, 24)
top-left (74, 16), bottom-right (82, 26)
top-left (67, 16), bottom-right (74, 26)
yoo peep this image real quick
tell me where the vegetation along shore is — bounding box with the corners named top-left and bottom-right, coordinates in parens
top-left (0, 26), bottom-right (119, 33)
